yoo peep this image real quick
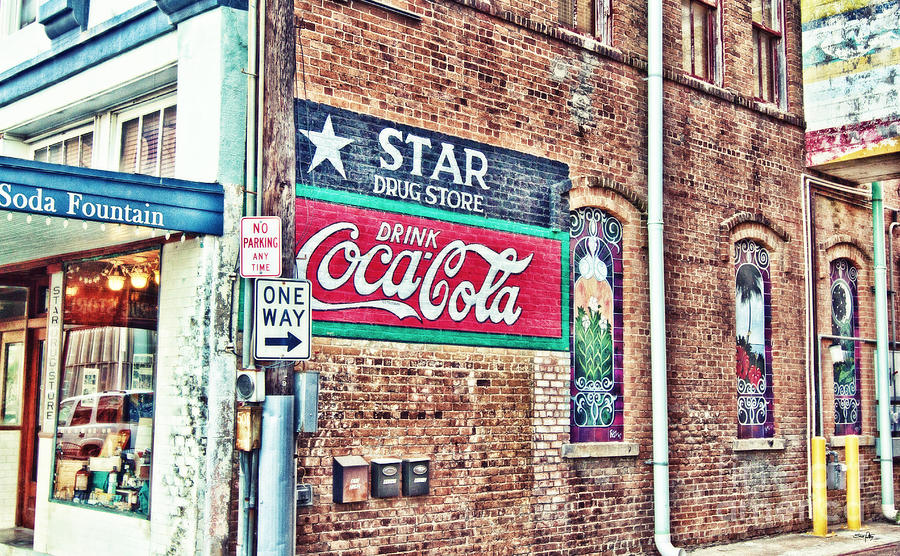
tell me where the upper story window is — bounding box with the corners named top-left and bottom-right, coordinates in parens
top-left (681, 0), bottom-right (720, 83)
top-left (117, 103), bottom-right (177, 178)
top-left (26, 94), bottom-right (176, 178)
top-left (751, 0), bottom-right (784, 105)
top-left (0, 0), bottom-right (37, 37)
top-left (559, 0), bottom-right (611, 42)
top-left (32, 127), bottom-right (94, 168)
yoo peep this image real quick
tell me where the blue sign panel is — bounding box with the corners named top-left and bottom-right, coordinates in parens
top-left (295, 100), bottom-right (570, 228)
top-left (0, 156), bottom-right (224, 235)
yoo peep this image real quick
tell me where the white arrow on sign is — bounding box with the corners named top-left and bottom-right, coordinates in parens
top-left (254, 278), bottom-right (311, 360)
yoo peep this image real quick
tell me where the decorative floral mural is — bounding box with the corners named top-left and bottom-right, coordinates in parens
top-left (570, 208), bottom-right (624, 442)
top-left (735, 239), bottom-right (775, 439)
top-left (831, 259), bottom-right (861, 436)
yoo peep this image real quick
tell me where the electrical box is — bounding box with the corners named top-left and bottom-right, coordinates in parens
top-left (296, 483), bottom-right (313, 507)
top-left (333, 456), bottom-right (368, 504)
top-left (235, 405), bottom-right (262, 451)
top-left (236, 370), bottom-right (265, 402)
top-left (370, 458), bottom-right (402, 498)
top-left (402, 457), bottom-right (430, 497)
top-left (295, 371), bottom-right (319, 433)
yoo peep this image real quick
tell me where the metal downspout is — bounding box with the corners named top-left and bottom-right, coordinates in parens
top-left (647, 0), bottom-right (683, 552)
top-left (872, 181), bottom-right (897, 520)
top-left (238, 2), bottom-right (260, 555)
top-left (242, 0), bottom-right (260, 370)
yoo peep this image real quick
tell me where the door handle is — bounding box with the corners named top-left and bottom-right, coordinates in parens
top-left (78, 432), bottom-right (85, 438)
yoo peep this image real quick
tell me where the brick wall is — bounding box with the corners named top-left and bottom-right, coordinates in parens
top-left (285, 0), bottom-right (823, 552)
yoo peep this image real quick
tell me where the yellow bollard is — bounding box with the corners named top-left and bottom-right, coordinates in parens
top-left (846, 435), bottom-right (861, 530)
top-left (812, 436), bottom-right (828, 536)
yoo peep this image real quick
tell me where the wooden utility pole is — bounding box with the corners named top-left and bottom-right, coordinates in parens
top-left (261, 0), bottom-right (296, 394)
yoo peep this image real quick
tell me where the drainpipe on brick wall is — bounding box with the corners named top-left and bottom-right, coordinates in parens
top-left (872, 181), bottom-right (898, 521)
top-left (237, 1), bottom-right (261, 554)
top-left (647, 0), bottom-right (684, 552)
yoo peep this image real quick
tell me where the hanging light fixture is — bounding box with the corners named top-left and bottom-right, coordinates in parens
top-left (829, 340), bottom-right (845, 365)
top-left (106, 264), bottom-right (125, 291)
top-left (130, 267), bottom-right (150, 289)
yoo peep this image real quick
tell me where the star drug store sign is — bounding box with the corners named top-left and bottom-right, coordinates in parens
top-left (294, 102), bottom-right (570, 349)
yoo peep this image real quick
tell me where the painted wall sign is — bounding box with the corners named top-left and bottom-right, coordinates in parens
top-left (0, 156), bottom-right (224, 235)
top-left (295, 100), bottom-right (570, 228)
top-left (295, 188), bottom-right (568, 350)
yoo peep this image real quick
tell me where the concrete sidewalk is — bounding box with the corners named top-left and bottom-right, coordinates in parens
top-left (690, 521), bottom-right (900, 555)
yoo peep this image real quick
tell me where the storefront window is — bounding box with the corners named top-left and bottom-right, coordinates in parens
top-left (0, 286), bottom-right (27, 425)
top-left (52, 249), bottom-right (160, 517)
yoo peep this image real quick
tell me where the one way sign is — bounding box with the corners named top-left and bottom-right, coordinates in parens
top-left (254, 278), bottom-right (311, 360)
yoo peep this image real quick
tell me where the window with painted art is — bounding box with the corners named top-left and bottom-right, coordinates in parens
top-left (559, 0), bottom-right (611, 42)
top-left (680, 0), bottom-right (721, 83)
top-left (51, 248), bottom-right (160, 517)
top-left (734, 239), bottom-right (775, 438)
top-left (751, 0), bottom-right (785, 105)
top-left (831, 259), bottom-right (861, 436)
top-left (570, 208), bottom-right (623, 442)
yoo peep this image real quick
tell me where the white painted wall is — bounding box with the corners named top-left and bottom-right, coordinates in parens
top-left (0, 431), bottom-right (20, 528)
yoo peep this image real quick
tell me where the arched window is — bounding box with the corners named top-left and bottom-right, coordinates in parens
top-left (831, 259), bottom-right (861, 435)
top-left (570, 208), bottom-right (623, 442)
top-left (734, 239), bottom-right (774, 438)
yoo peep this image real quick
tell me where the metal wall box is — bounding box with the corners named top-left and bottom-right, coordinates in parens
top-left (295, 371), bottom-right (319, 433)
top-left (333, 456), bottom-right (369, 503)
top-left (827, 461), bottom-right (847, 490)
top-left (235, 405), bottom-right (262, 451)
top-left (402, 457), bottom-right (430, 496)
top-left (370, 458), bottom-right (402, 498)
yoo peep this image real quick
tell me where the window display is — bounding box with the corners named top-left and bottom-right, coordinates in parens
top-left (52, 249), bottom-right (159, 516)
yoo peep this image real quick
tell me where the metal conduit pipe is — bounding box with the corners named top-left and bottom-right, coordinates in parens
top-left (647, 0), bottom-right (683, 552)
top-left (872, 181), bottom-right (897, 521)
top-left (800, 176), bottom-right (815, 517)
top-left (889, 221), bottom-right (898, 354)
top-left (238, 3), bottom-right (261, 555)
top-left (242, 0), bottom-right (260, 370)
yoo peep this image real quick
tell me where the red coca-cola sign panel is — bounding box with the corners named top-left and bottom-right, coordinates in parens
top-left (295, 195), bottom-right (564, 344)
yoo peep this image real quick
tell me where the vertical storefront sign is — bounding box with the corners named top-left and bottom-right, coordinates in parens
top-left (41, 272), bottom-right (63, 432)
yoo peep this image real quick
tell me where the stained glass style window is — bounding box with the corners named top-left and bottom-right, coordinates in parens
top-left (831, 259), bottom-right (861, 435)
top-left (735, 239), bottom-right (774, 438)
top-left (570, 208), bottom-right (624, 442)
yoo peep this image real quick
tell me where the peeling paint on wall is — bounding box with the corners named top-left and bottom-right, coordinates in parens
top-left (802, 0), bottom-right (900, 167)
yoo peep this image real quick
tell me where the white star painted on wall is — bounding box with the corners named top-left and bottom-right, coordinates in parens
top-left (299, 115), bottom-right (354, 179)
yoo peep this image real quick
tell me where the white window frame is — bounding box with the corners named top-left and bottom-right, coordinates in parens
top-left (111, 94), bottom-right (177, 178)
top-left (28, 122), bottom-right (96, 166)
top-left (22, 90), bottom-right (177, 176)
top-left (0, 0), bottom-right (38, 38)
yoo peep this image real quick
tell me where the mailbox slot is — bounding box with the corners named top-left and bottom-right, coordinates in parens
top-left (371, 458), bottom-right (402, 498)
top-left (333, 456), bottom-right (369, 503)
top-left (402, 457), bottom-right (430, 496)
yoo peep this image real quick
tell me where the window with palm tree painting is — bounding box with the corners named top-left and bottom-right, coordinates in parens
top-left (570, 208), bottom-right (624, 442)
top-left (734, 239), bottom-right (775, 438)
top-left (831, 259), bottom-right (861, 435)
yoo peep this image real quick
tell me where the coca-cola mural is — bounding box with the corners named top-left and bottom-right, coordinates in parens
top-left (295, 189), bottom-right (568, 349)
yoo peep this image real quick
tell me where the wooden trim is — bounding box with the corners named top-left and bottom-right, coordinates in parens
top-left (0, 235), bottom-right (183, 275)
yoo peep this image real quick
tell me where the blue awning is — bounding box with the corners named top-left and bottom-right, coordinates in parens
top-left (0, 156), bottom-right (224, 236)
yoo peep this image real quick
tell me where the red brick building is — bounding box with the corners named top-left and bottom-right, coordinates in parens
top-left (268, 0), bottom-right (899, 552)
